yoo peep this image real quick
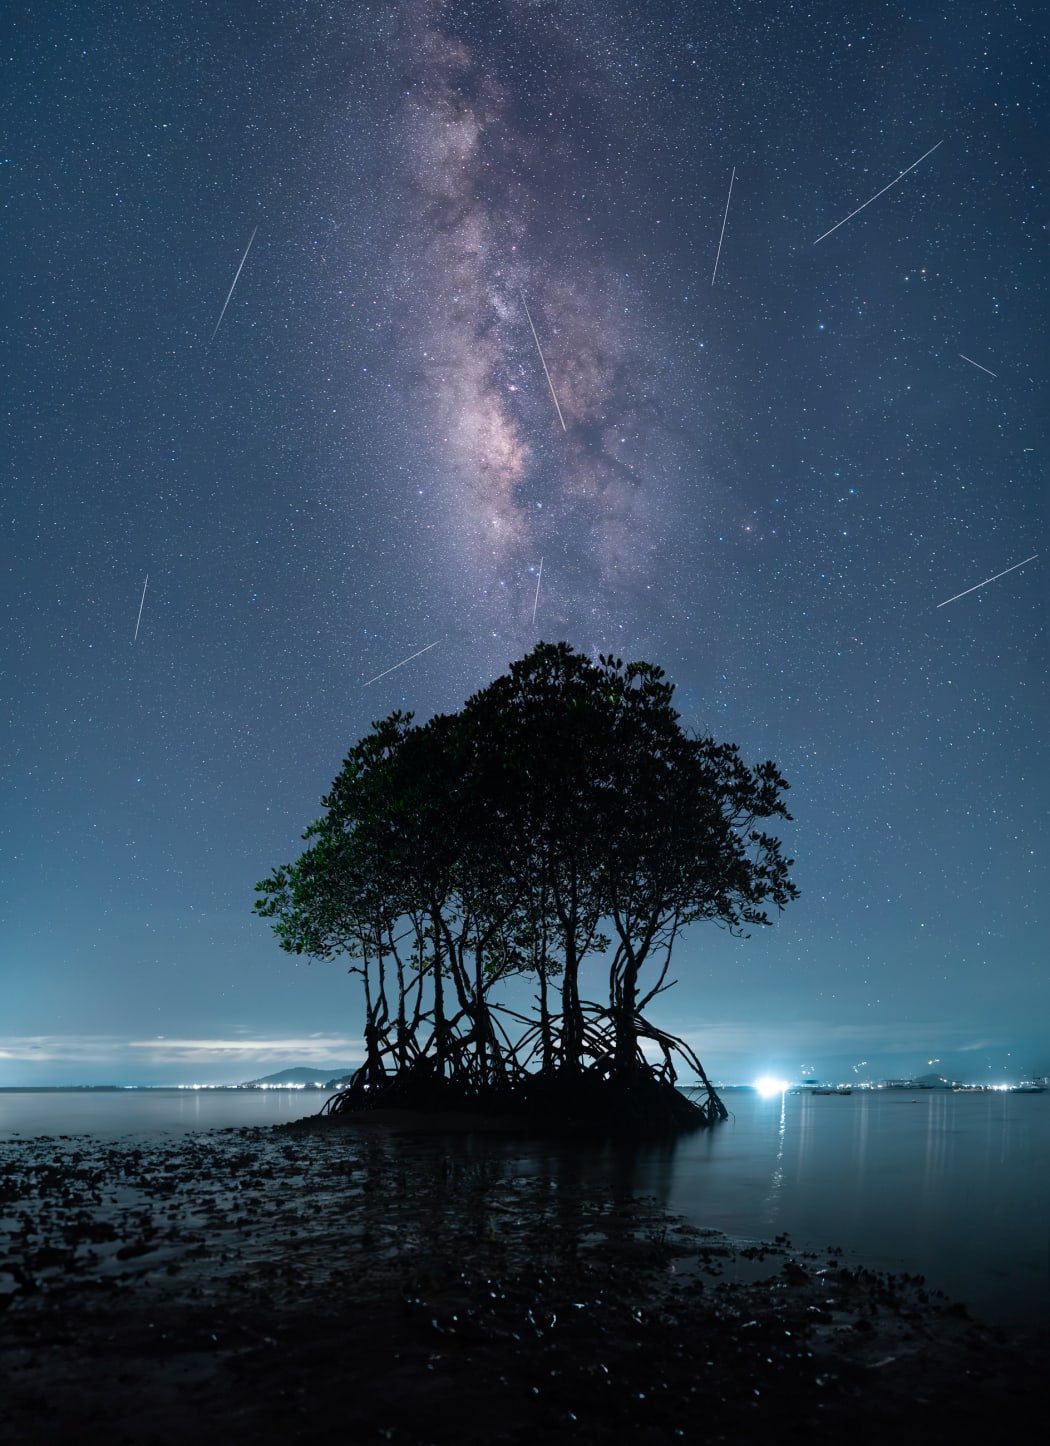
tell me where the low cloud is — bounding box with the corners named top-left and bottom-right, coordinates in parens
top-left (0, 1034), bottom-right (364, 1085)
top-left (127, 1037), bottom-right (363, 1061)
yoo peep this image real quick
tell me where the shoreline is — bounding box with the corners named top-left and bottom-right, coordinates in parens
top-left (2, 1115), bottom-right (1047, 1443)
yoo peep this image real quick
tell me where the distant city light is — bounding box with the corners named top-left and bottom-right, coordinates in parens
top-left (753, 1075), bottom-right (791, 1097)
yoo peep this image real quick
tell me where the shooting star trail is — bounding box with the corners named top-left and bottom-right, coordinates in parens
top-left (211, 226), bottom-right (258, 341)
top-left (937, 554), bottom-right (1038, 608)
top-left (133, 574), bottom-right (148, 642)
top-left (363, 639), bottom-right (441, 686)
top-left (814, 140), bottom-right (943, 245)
top-left (711, 165), bottom-right (736, 285)
top-left (520, 291), bottom-right (566, 431)
top-left (531, 557), bottom-right (544, 626)
top-left (959, 353), bottom-right (998, 378)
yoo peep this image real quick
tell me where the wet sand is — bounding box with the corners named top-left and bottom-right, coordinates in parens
top-left (2, 1111), bottom-right (1046, 1443)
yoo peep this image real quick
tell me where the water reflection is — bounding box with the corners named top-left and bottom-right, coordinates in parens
top-left (502, 1130), bottom-right (688, 1211)
top-left (793, 1090), bottom-right (813, 1182)
top-left (920, 1090), bottom-right (951, 1203)
top-left (760, 1090), bottom-right (786, 1228)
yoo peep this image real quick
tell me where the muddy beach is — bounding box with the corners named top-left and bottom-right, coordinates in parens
top-left (2, 1112), bottom-right (1046, 1444)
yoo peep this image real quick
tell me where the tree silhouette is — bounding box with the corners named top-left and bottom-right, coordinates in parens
top-left (254, 642), bottom-right (798, 1131)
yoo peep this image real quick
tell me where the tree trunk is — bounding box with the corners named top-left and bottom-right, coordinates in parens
top-left (561, 936), bottom-right (584, 1074)
top-left (613, 958), bottom-right (639, 1078)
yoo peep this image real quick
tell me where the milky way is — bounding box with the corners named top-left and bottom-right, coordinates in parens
top-left (375, 0), bottom-right (698, 647)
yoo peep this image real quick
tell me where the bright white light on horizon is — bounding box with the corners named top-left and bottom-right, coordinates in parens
top-left (753, 1075), bottom-right (791, 1097)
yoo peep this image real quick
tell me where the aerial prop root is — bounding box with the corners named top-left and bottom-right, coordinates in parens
top-left (319, 1002), bottom-right (727, 1123)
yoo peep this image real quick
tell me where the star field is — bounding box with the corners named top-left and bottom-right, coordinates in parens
top-left (2, 0), bottom-right (1046, 1086)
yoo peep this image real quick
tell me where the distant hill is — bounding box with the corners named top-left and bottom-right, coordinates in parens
top-left (241, 1067), bottom-right (357, 1087)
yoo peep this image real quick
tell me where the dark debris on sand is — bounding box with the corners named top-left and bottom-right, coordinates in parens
top-left (1, 1115), bottom-right (1046, 1444)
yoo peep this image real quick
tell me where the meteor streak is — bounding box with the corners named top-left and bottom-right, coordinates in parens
top-left (959, 353), bottom-right (998, 378)
top-left (814, 140), bottom-right (943, 244)
top-left (133, 574), bottom-right (148, 642)
top-left (520, 291), bottom-right (566, 431)
top-left (363, 639), bottom-right (441, 686)
top-left (937, 554), bottom-right (1038, 608)
top-left (211, 226), bottom-right (258, 341)
top-left (531, 557), bottom-right (544, 626)
top-left (711, 165), bottom-right (736, 285)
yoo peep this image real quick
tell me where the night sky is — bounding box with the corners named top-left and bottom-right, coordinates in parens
top-left (3, 0), bottom-right (1046, 1088)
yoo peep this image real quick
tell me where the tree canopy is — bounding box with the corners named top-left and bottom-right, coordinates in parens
top-left (254, 642), bottom-right (798, 1131)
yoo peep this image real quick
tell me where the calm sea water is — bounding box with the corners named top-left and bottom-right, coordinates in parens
top-left (2, 1086), bottom-right (1047, 1324)
top-left (644, 1088), bottom-right (1050, 1325)
top-left (501, 1087), bottom-right (1050, 1325)
top-left (0, 1087), bottom-right (325, 1139)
